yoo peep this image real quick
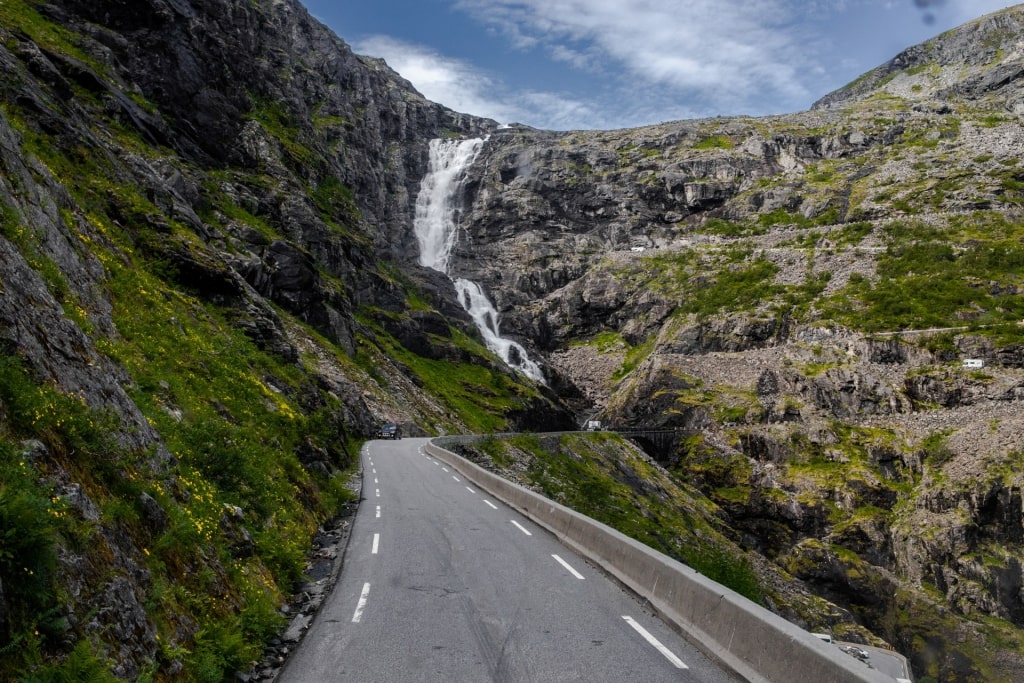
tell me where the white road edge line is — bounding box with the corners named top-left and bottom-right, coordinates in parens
top-left (622, 616), bottom-right (688, 669)
top-left (552, 554), bottom-right (585, 580)
top-left (352, 583), bottom-right (371, 623)
top-left (371, 533), bottom-right (380, 554)
top-left (510, 520), bottom-right (532, 536)
top-left (483, 500), bottom-right (498, 510)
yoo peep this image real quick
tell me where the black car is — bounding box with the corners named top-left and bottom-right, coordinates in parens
top-left (376, 423), bottom-right (401, 440)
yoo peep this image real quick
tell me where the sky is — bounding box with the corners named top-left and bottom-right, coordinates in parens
top-left (301, 0), bottom-right (1019, 131)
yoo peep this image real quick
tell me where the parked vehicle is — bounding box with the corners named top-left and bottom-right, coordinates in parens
top-left (376, 423), bottom-right (401, 440)
top-left (840, 645), bottom-right (870, 661)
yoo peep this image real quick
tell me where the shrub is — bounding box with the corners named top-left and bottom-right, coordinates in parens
top-left (758, 208), bottom-right (811, 228)
top-left (18, 640), bottom-right (117, 683)
top-left (920, 432), bottom-right (955, 468)
top-left (702, 218), bottom-right (765, 237)
top-left (693, 135), bottom-right (733, 150)
top-left (684, 543), bottom-right (762, 604)
top-left (187, 621), bottom-right (250, 683)
top-left (0, 442), bottom-right (60, 631)
top-left (682, 258), bottom-right (780, 317)
top-left (832, 221), bottom-right (873, 247)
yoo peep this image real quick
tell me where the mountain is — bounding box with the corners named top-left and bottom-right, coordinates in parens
top-left (1, 0), bottom-right (1023, 680)
top-left (0, 0), bottom-right (567, 680)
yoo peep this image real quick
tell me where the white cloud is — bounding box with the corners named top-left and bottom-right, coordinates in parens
top-left (454, 0), bottom-right (818, 115)
top-left (352, 35), bottom-right (600, 129)
top-left (549, 44), bottom-right (593, 71)
top-left (515, 91), bottom-right (604, 130)
top-left (353, 35), bottom-right (516, 122)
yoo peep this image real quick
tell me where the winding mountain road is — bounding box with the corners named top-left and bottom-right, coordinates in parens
top-left (277, 437), bottom-right (740, 682)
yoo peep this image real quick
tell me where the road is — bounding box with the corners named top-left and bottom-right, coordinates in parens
top-left (277, 437), bottom-right (741, 683)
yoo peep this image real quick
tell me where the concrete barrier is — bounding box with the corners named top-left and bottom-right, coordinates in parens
top-left (425, 439), bottom-right (902, 683)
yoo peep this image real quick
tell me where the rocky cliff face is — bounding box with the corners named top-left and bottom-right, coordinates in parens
top-left (2, 0), bottom-right (500, 363)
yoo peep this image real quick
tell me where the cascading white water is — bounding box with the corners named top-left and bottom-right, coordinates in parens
top-left (453, 278), bottom-right (544, 381)
top-left (414, 138), bottom-right (545, 383)
top-left (415, 138), bottom-right (484, 273)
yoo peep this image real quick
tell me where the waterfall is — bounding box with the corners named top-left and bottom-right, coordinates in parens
top-left (414, 138), bottom-right (545, 383)
top-left (415, 138), bottom-right (484, 273)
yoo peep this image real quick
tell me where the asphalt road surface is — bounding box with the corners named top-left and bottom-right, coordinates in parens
top-left (277, 437), bottom-right (741, 683)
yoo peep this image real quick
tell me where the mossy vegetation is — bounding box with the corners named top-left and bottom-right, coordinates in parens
top-left (609, 335), bottom-right (655, 380)
top-left (462, 433), bottom-right (763, 603)
top-left (684, 257), bottom-right (780, 318)
top-left (692, 134), bottom-right (734, 150)
top-left (0, 0), bottom-right (105, 72)
top-left (816, 229), bottom-right (1024, 332)
top-left (575, 330), bottom-right (626, 353)
top-left (0, 357), bottom-right (150, 679)
top-left (247, 99), bottom-right (317, 170)
top-left (630, 249), bottom-right (783, 320)
top-left (699, 217), bottom-right (767, 237)
top-left (0, 434), bottom-right (68, 675)
top-left (0, 202), bottom-right (70, 302)
top-left (830, 220), bottom-right (874, 247)
top-left (354, 307), bottom-right (541, 434)
top-left (0, 226), bottom-right (362, 680)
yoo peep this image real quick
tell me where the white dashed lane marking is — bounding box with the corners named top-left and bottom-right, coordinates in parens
top-left (352, 583), bottom-right (371, 623)
top-left (622, 616), bottom-right (688, 669)
top-left (510, 520), bottom-right (532, 536)
top-left (552, 554), bottom-right (585, 580)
